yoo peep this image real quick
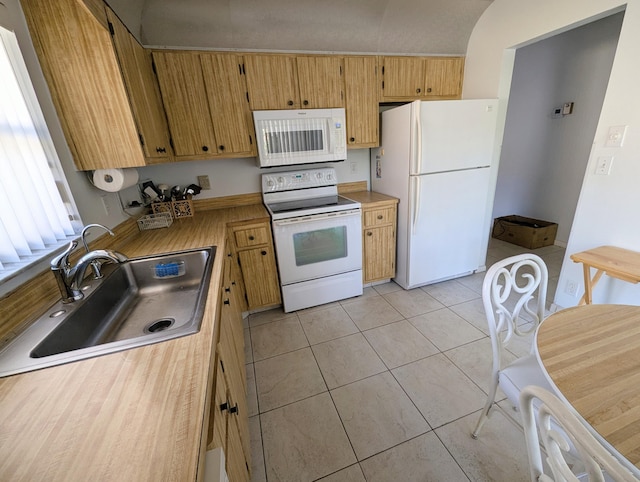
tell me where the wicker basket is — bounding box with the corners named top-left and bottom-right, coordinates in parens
top-left (172, 199), bottom-right (194, 218)
top-left (137, 211), bottom-right (173, 231)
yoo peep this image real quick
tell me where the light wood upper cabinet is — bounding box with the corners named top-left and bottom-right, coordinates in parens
top-left (153, 51), bottom-right (255, 159)
top-left (105, 8), bottom-right (173, 164)
top-left (381, 56), bottom-right (464, 101)
top-left (244, 54), bottom-right (299, 110)
top-left (200, 53), bottom-right (255, 156)
top-left (153, 51), bottom-right (217, 158)
top-left (344, 56), bottom-right (379, 148)
top-left (296, 56), bottom-right (344, 108)
top-left (245, 54), bottom-right (344, 110)
top-left (21, 0), bottom-right (146, 170)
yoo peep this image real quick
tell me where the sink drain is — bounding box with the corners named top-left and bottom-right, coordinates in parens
top-left (145, 318), bottom-right (175, 333)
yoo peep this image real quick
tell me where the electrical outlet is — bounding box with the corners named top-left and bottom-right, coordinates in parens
top-left (565, 279), bottom-right (578, 297)
top-left (350, 162), bottom-right (357, 174)
top-left (197, 175), bottom-right (211, 190)
top-left (595, 156), bottom-right (613, 175)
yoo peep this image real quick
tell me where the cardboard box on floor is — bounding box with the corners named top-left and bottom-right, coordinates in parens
top-left (492, 215), bottom-right (558, 249)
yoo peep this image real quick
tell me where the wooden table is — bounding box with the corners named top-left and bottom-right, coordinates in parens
top-left (570, 246), bottom-right (640, 304)
top-left (536, 304), bottom-right (640, 474)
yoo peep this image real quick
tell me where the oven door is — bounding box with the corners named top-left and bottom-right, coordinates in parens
top-left (272, 209), bottom-right (362, 285)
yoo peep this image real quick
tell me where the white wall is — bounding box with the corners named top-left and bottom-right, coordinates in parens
top-left (465, 0), bottom-right (640, 307)
top-left (492, 13), bottom-right (622, 245)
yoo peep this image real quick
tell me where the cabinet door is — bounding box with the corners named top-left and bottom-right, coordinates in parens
top-left (381, 56), bottom-right (425, 99)
top-left (244, 54), bottom-right (299, 109)
top-left (237, 246), bottom-right (281, 309)
top-left (424, 57), bottom-right (464, 98)
top-left (363, 225), bottom-right (396, 282)
top-left (344, 56), bottom-right (379, 148)
top-left (296, 56), bottom-right (344, 108)
top-left (153, 51), bottom-right (217, 157)
top-left (200, 53), bottom-right (255, 156)
top-left (21, 0), bottom-right (145, 170)
top-left (105, 8), bottom-right (173, 163)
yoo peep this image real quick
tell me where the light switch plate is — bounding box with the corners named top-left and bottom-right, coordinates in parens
top-left (605, 125), bottom-right (627, 147)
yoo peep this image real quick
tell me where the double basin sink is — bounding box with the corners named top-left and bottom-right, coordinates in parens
top-left (0, 246), bottom-right (215, 378)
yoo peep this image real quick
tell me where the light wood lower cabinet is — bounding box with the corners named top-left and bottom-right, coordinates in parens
top-left (230, 221), bottom-right (282, 310)
top-left (345, 192), bottom-right (399, 284)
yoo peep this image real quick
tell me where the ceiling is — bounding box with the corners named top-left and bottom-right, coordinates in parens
top-left (108, 0), bottom-right (493, 55)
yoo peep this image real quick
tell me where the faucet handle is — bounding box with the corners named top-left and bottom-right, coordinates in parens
top-left (51, 241), bottom-right (78, 270)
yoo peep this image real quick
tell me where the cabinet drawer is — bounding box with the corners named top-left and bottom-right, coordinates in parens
top-left (234, 225), bottom-right (270, 248)
top-left (363, 207), bottom-right (395, 227)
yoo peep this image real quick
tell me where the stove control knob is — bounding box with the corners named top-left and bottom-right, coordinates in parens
top-left (277, 177), bottom-right (284, 184)
top-left (326, 173), bottom-right (333, 181)
top-left (267, 180), bottom-right (274, 187)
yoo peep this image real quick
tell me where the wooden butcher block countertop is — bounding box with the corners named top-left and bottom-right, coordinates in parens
top-left (0, 204), bottom-right (269, 481)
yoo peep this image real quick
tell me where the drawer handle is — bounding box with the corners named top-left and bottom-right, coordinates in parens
top-left (377, 215), bottom-right (383, 220)
top-left (261, 250), bottom-right (267, 256)
top-left (367, 231), bottom-right (373, 236)
top-left (248, 235), bottom-right (255, 241)
top-left (220, 402), bottom-right (228, 411)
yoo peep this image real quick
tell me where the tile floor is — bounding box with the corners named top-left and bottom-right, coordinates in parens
top-left (245, 239), bottom-right (566, 481)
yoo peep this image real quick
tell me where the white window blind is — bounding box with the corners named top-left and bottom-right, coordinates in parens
top-left (0, 26), bottom-right (79, 282)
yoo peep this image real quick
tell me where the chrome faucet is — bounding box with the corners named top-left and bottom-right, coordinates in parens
top-left (50, 241), bottom-right (128, 303)
top-left (81, 223), bottom-right (115, 279)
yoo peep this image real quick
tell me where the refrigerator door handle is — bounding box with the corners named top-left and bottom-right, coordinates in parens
top-left (410, 100), bottom-right (422, 174)
top-left (411, 175), bottom-right (421, 235)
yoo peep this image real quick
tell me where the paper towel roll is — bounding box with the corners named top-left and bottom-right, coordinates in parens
top-left (92, 168), bottom-right (139, 192)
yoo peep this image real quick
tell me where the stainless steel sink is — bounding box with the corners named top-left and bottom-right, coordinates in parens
top-left (0, 246), bottom-right (215, 377)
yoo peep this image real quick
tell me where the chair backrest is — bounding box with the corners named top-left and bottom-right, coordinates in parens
top-left (520, 385), bottom-right (639, 482)
top-left (483, 253), bottom-right (548, 362)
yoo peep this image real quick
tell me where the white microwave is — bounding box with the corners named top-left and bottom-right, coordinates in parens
top-left (253, 108), bottom-right (347, 168)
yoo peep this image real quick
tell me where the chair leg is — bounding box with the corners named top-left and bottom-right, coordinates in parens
top-left (472, 377), bottom-right (499, 439)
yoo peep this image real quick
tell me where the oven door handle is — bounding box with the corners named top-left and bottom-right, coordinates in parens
top-left (273, 209), bottom-right (361, 226)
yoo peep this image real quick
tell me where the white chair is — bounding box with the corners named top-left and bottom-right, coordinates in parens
top-left (472, 253), bottom-right (555, 438)
top-left (520, 385), bottom-right (639, 482)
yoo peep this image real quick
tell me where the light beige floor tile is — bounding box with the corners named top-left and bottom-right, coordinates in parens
top-left (392, 354), bottom-right (486, 428)
top-left (341, 295), bottom-right (403, 331)
top-left (254, 347), bottom-right (326, 412)
top-left (331, 372), bottom-right (430, 460)
top-left (358, 286), bottom-right (380, 298)
top-left (296, 300), bottom-right (341, 314)
top-left (409, 308), bottom-right (485, 351)
top-left (444, 337), bottom-right (512, 400)
top-left (359, 432), bottom-right (468, 482)
top-left (372, 280), bottom-right (403, 295)
top-left (246, 363), bottom-right (258, 417)
top-left (456, 271), bottom-right (485, 294)
top-left (449, 298), bottom-right (490, 335)
top-left (382, 288), bottom-right (445, 318)
top-left (312, 333), bottom-right (387, 389)
top-left (249, 415), bottom-right (266, 482)
top-left (251, 316), bottom-right (309, 361)
top-left (317, 464), bottom-right (366, 482)
top-left (298, 305), bottom-right (359, 345)
top-left (421, 279), bottom-right (481, 307)
top-left (435, 409), bottom-right (530, 482)
top-left (363, 320), bottom-right (438, 369)
top-left (261, 392), bottom-right (356, 481)
top-left (248, 307), bottom-right (298, 328)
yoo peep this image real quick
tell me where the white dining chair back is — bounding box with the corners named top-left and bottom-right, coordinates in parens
top-left (472, 253), bottom-right (554, 438)
top-left (520, 385), bottom-right (639, 482)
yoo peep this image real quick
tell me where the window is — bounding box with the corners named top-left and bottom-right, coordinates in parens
top-left (0, 26), bottom-right (80, 286)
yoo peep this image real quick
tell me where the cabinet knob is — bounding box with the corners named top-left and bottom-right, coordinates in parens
top-left (225, 287), bottom-right (230, 293)
top-left (303, 100), bottom-right (309, 106)
top-left (224, 299), bottom-right (230, 305)
top-left (426, 87), bottom-right (432, 93)
top-left (367, 231), bottom-right (373, 236)
top-left (156, 147), bottom-right (166, 153)
top-left (202, 145), bottom-right (209, 152)
top-left (220, 402), bottom-right (229, 411)
top-left (248, 235), bottom-right (255, 241)
top-left (287, 100), bottom-right (294, 106)
top-left (229, 403), bottom-right (238, 414)
top-left (350, 137), bottom-right (355, 142)
top-left (377, 214), bottom-right (383, 220)
top-left (261, 250), bottom-right (267, 256)
top-left (416, 88), bottom-right (421, 94)
top-left (219, 145), bottom-right (225, 151)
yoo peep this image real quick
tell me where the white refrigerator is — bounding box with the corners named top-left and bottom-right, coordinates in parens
top-left (371, 99), bottom-right (499, 289)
